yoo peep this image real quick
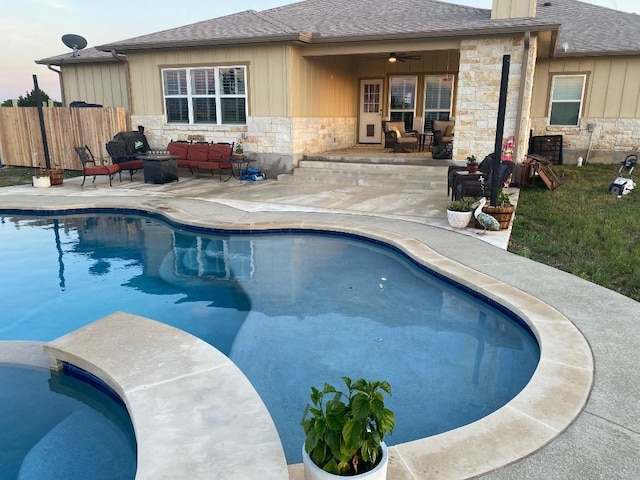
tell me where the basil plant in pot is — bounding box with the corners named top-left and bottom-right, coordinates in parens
top-left (301, 377), bottom-right (395, 479)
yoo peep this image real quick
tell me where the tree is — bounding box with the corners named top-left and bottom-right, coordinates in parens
top-left (1, 89), bottom-right (62, 107)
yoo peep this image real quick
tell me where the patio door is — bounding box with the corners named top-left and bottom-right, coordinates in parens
top-left (358, 79), bottom-right (383, 144)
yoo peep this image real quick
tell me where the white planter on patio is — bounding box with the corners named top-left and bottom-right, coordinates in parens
top-left (32, 175), bottom-right (51, 188)
top-left (302, 442), bottom-right (388, 480)
top-left (446, 209), bottom-right (472, 228)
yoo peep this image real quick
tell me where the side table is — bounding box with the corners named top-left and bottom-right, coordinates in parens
top-left (230, 158), bottom-right (256, 181)
top-left (417, 133), bottom-right (433, 152)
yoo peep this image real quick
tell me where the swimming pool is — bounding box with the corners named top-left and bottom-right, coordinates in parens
top-left (0, 212), bottom-right (539, 464)
top-left (0, 363), bottom-right (136, 480)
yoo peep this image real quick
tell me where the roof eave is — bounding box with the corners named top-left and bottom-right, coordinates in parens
top-left (97, 33), bottom-right (312, 53)
top-left (35, 56), bottom-right (120, 66)
top-left (554, 49), bottom-right (640, 58)
top-left (306, 24), bottom-right (561, 44)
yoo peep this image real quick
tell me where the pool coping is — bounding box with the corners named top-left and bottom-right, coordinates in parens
top-left (0, 201), bottom-right (595, 479)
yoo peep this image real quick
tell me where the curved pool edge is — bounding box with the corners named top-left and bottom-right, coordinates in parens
top-left (0, 203), bottom-right (595, 480)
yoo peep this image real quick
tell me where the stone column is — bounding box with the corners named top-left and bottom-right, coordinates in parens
top-left (454, 35), bottom-right (536, 164)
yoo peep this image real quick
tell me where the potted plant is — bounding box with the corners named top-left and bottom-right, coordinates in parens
top-left (446, 197), bottom-right (474, 228)
top-left (31, 153), bottom-right (51, 188)
top-left (466, 155), bottom-right (478, 173)
top-left (234, 142), bottom-right (244, 160)
top-left (301, 377), bottom-right (395, 479)
top-left (474, 190), bottom-right (515, 230)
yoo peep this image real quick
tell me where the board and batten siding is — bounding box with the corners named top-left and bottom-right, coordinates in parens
top-left (61, 63), bottom-right (128, 109)
top-left (289, 48), bottom-right (357, 118)
top-left (125, 45), bottom-right (290, 118)
top-left (531, 56), bottom-right (640, 119)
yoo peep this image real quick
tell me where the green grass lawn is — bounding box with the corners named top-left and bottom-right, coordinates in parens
top-left (509, 163), bottom-right (640, 302)
top-left (0, 166), bottom-right (81, 187)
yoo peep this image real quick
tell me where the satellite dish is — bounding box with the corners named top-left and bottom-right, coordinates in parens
top-left (62, 34), bottom-right (88, 57)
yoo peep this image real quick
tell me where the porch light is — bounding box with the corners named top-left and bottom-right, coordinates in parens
top-left (388, 53), bottom-right (397, 63)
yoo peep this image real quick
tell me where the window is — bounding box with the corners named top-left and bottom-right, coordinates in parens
top-left (162, 66), bottom-right (247, 125)
top-left (549, 75), bottom-right (585, 126)
top-left (423, 75), bottom-right (454, 133)
top-left (389, 76), bottom-right (417, 131)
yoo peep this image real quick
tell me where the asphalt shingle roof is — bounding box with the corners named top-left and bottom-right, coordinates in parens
top-left (36, 0), bottom-right (640, 65)
top-left (536, 0), bottom-right (640, 55)
top-left (35, 47), bottom-right (120, 66)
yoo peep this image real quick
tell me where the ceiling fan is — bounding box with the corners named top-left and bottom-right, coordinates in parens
top-left (386, 52), bottom-right (421, 63)
top-left (365, 52), bottom-right (422, 63)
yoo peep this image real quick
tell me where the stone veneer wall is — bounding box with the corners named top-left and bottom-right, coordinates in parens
top-left (454, 37), bottom-right (534, 163)
top-left (530, 117), bottom-right (640, 164)
top-left (131, 115), bottom-right (356, 178)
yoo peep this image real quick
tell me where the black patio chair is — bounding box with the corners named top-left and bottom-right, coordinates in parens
top-left (74, 145), bottom-right (120, 186)
top-left (105, 141), bottom-right (143, 181)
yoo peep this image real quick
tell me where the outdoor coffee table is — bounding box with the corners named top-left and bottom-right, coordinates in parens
top-left (139, 154), bottom-right (179, 184)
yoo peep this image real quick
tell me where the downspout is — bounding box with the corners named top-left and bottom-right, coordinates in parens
top-left (514, 31), bottom-right (531, 163)
top-left (47, 65), bottom-right (65, 106)
top-left (110, 50), bottom-right (133, 130)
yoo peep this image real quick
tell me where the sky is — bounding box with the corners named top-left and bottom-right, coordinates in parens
top-left (0, 0), bottom-right (638, 102)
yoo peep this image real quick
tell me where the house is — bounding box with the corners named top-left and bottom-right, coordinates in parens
top-left (36, 0), bottom-right (640, 176)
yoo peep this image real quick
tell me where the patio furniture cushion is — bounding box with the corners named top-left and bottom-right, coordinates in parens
top-left (383, 121), bottom-right (418, 152)
top-left (74, 145), bottom-right (120, 187)
top-left (433, 120), bottom-right (454, 143)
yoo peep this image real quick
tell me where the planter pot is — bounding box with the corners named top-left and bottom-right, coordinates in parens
top-left (44, 168), bottom-right (64, 186)
top-left (466, 165), bottom-right (478, 173)
top-left (446, 209), bottom-right (473, 228)
top-left (32, 175), bottom-right (51, 188)
top-left (302, 443), bottom-right (388, 480)
top-left (474, 205), bottom-right (514, 230)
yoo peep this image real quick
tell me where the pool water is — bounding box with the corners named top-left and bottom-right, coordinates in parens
top-left (0, 364), bottom-right (136, 480)
top-left (0, 213), bottom-right (539, 464)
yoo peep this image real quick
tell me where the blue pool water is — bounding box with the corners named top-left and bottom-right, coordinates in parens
top-left (0, 364), bottom-right (136, 480)
top-left (0, 213), bottom-right (539, 465)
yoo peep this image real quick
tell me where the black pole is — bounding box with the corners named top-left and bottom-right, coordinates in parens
top-left (491, 55), bottom-right (510, 206)
top-left (33, 74), bottom-right (51, 169)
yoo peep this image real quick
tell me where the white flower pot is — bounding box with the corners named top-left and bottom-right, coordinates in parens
top-left (32, 175), bottom-right (51, 188)
top-left (302, 442), bottom-right (388, 480)
top-left (446, 209), bottom-right (472, 228)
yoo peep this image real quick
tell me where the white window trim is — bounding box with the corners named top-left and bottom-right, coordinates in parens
top-left (162, 66), bottom-right (247, 125)
top-left (548, 74), bottom-right (586, 127)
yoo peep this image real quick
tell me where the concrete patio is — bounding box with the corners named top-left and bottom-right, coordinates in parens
top-left (0, 171), bottom-right (638, 479)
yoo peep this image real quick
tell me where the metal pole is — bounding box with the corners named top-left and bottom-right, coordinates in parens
top-left (491, 55), bottom-right (510, 206)
top-left (33, 74), bottom-right (51, 169)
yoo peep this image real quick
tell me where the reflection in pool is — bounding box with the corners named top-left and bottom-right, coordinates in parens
top-left (0, 213), bottom-right (539, 463)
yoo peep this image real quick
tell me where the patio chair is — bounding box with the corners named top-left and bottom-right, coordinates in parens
top-left (105, 141), bottom-right (143, 182)
top-left (383, 121), bottom-right (418, 152)
top-left (455, 158), bottom-right (514, 200)
top-left (449, 154), bottom-right (494, 200)
top-left (74, 145), bottom-right (120, 186)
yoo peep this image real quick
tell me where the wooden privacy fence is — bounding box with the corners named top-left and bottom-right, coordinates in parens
top-left (0, 107), bottom-right (128, 170)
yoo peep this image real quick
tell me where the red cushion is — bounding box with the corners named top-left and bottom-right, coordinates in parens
top-left (85, 164), bottom-right (120, 175)
top-left (198, 161), bottom-right (221, 170)
top-left (186, 144), bottom-right (209, 162)
top-left (178, 159), bottom-right (198, 169)
top-left (167, 142), bottom-right (189, 159)
top-left (208, 144), bottom-right (232, 161)
top-left (117, 160), bottom-right (143, 170)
